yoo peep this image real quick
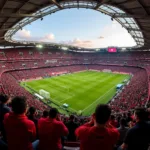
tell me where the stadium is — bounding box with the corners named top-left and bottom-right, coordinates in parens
top-left (0, 0), bottom-right (150, 150)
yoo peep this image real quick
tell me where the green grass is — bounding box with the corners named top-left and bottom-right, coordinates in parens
top-left (21, 71), bottom-right (130, 116)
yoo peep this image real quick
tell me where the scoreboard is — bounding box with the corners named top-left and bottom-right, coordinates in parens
top-left (108, 47), bottom-right (117, 53)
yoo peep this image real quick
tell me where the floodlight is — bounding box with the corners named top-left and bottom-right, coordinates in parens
top-left (36, 44), bottom-right (43, 48)
top-left (61, 47), bottom-right (68, 50)
top-left (39, 45), bottom-right (43, 48)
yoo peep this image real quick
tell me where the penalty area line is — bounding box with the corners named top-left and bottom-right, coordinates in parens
top-left (82, 85), bottom-right (116, 112)
top-left (58, 95), bottom-right (74, 103)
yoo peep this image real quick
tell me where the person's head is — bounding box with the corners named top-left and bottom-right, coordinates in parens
top-left (43, 110), bottom-right (49, 118)
top-left (0, 94), bottom-right (9, 104)
top-left (120, 118), bottom-right (127, 127)
top-left (28, 106), bottom-right (36, 116)
top-left (134, 107), bottom-right (147, 122)
top-left (49, 108), bottom-right (58, 119)
top-left (93, 104), bottom-right (111, 125)
top-left (69, 115), bottom-right (75, 121)
top-left (11, 96), bottom-right (27, 115)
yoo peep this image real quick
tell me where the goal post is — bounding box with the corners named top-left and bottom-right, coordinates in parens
top-left (39, 89), bottom-right (50, 99)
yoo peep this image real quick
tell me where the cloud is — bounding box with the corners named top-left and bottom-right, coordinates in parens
top-left (98, 36), bottom-right (104, 39)
top-left (16, 29), bottom-right (31, 39)
top-left (13, 21), bottom-right (136, 48)
top-left (45, 33), bottom-right (55, 40)
top-left (60, 38), bottom-right (93, 48)
top-left (40, 33), bottom-right (55, 42)
top-left (61, 21), bottom-right (136, 48)
top-left (94, 20), bottom-right (136, 48)
top-left (14, 29), bottom-right (55, 42)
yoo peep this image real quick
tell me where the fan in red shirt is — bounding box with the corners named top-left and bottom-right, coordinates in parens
top-left (38, 110), bottom-right (49, 128)
top-left (38, 108), bottom-right (68, 150)
top-left (75, 104), bottom-right (119, 150)
top-left (4, 96), bottom-right (36, 150)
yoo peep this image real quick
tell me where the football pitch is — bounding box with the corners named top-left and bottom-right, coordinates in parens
top-left (21, 71), bottom-right (130, 116)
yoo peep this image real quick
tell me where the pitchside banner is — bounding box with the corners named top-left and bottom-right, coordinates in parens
top-left (113, 71), bottom-right (130, 75)
top-left (21, 77), bottom-right (42, 82)
top-left (49, 71), bottom-right (68, 76)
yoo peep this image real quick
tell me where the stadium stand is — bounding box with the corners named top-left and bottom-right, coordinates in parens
top-left (1, 0), bottom-right (150, 149)
top-left (0, 47), bottom-right (150, 150)
top-left (0, 49), bottom-right (149, 113)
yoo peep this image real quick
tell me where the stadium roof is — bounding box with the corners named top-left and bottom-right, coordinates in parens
top-left (0, 0), bottom-right (150, 51)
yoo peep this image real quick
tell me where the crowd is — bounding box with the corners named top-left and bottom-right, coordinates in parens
top-left (10, 65), bottom-right (86, 81)
top-left (1, 49), bottom-right (150, 74)
top-left (1, 73), bottom-right (48, 111)
top-left (0, 49), bottom-right (149, 150)
top-left (109, 69), bottom-right (148, 112)
top-left (1, 48), bottom-right (150, 60)
top-left (0, 94), bottom-right (150, 150)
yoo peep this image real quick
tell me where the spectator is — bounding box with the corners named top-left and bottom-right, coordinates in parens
top-left (0, 139), bottom-right (7, 150)
top-left (75, 104), bottom-right (119, 150)
top-left (0, 94), bottom-right (10, 141)
top-left (128, 120), bottom-right (135, 128)
top-left (38, 110), bottom-right (49, 129)
top-left (109, 115), bottom-right (118, 127)
top-left (126, 112), bottom-right (132, 123)
top-left (42, 110), bottom-right (49, 118)
top-left (4, 96), bottom-right (37, 150)
top-left (27, 106), bottom-right (38, 137)
top-left (27, 106), bottom-right (38, 127)
top-left (117, 119), bottom-right (129, 146)
top-left (66, 115), bottom-right (78, 141)
top-left (121, 107), bottom-right (150, 150)
top-left (38, 108), bottom-right (68, 150)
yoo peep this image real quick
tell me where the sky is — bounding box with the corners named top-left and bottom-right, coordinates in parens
top-left (13, 8), bottom-right (136, 48)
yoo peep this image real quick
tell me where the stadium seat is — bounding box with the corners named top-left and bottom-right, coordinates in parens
top-left (64, 142), bottom-right (80, 150)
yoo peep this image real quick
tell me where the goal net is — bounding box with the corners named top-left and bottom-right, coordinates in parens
top-left (39, 89), bottom-right (50, 99)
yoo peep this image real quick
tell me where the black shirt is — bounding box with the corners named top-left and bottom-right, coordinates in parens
top-left (0, 103), bottom-right (10, 141)
top-left (27, 115), bottom-right (38, 126)
top-left (66, 120), bottom-right (78, 141)
top-left (124, 121), bottom-right (150, 150)
top-left (117, 126), bottom-right (129, 145)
